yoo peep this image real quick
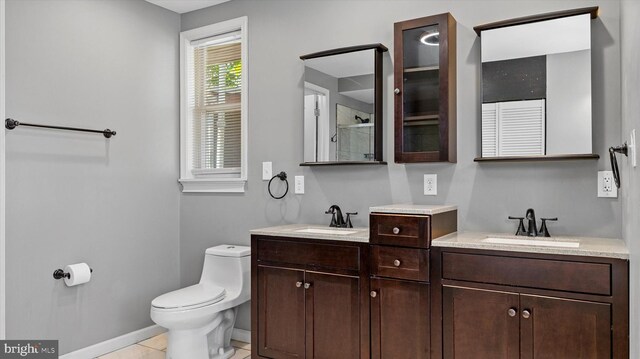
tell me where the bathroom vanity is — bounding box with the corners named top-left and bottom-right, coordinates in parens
top-left (249, 226), bottom-right (371, 358)
top-left (431, 233), bottom-right (629, 358)
top-left (250, 205), bottom-right (629, 359)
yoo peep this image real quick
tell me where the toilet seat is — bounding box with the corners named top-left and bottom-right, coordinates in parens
top-left (152, 284), bottom-right (226, 310)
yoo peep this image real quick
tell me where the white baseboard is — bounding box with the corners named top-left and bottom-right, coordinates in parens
top-left (232, 328), bottom-right (251, 344)
top-left (59, 325), bottom-right (250, 358)
top-left (59, 325), bottom-right (166, 359)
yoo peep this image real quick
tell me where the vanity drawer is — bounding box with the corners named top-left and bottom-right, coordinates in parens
top-left (256, 238), bottom-right (360, 272)
top-left (442, 252), bottom-right (611, 296)
top-left (370, 214), bottom-right (431, 248)
top-left (371, 245), bottom-right (429, 281)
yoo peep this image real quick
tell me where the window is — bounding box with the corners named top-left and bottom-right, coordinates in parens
top-left (179, 17), bottom-right (248, 192)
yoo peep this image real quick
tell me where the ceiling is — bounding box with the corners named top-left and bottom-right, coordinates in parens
top-left (145, 0), bottom-right (231, 14)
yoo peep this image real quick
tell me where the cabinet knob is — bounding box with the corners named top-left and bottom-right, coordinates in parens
top-left (295, 281), bottom-right (303, 288)
top-left (304, 282), bottom-right (311, 289)
top-left (392, 227), bottom-right (400, 235)
top-left (522, 309), bottom-right (531, 319)
top-left (507, 308), bottom-right (517, 317)
top-left (370, 291), bottom-right (377, 298)
top-left (394, 88), bottom-right (400, 95)
top-left (393, 259), bottom-right (401, 267)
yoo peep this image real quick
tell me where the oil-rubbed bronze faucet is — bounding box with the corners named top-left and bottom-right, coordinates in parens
top-left (509, 208), bottom-right (557, 237)
top-left (325, 205), bottom-right (357, 228)
top-left (525, 208), bottom-right (538, 237)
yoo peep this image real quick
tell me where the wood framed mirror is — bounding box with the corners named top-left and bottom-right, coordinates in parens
top-left (300, 44), bottom-right (387, 166)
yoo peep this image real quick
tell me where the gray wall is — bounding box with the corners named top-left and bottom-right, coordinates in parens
top-left (5, 0), bottom-right (181, 354)
top-left (620, 0), bottom-right (640, 357)
top-left (181, 0), bottom-right (622, 331)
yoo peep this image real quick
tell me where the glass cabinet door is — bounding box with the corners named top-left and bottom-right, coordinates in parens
top-left (394, 13), bottom-right (456, 163)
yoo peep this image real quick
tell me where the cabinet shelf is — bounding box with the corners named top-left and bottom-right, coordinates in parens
top-left (404, 66), bottom-right (439, 73)
top-left (404, 114), bottom-right (439, 121)
top-left (474, 153), bottom-right (600, 162)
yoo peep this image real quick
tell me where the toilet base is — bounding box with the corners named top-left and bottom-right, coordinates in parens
top-left (210, 346), bottom-right (235, 359)
top-left (166, 328), bottom-right (210, 359)
top-left (164, 308), bottom-right (238, 359)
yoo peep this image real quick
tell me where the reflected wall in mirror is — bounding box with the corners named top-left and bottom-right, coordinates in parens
top-left (476, 7), bottom-right (599, 161)
top-left (301, 44), bottom-right (387, 165)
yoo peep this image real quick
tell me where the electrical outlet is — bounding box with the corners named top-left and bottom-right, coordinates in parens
top-left (598, 170), bottom-right (617, 198)
top-left (295, 176), bottom-right (304, 194)
top-left (262, 162), bottom-right (272, 181)
top-left (630, 129), bottom-right (637, 168)
top-left (424, 174), bottom-right (437, 196)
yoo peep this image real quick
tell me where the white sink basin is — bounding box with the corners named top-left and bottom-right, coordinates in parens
top-left (295, 228), bottom-right (359, 235)
top-left (482, 237), bottom-right (580, 248)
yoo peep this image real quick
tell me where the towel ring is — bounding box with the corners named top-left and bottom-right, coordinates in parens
top-left (268, 171), bottom-right (289, 199)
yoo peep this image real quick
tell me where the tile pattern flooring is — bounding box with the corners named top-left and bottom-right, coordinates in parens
top-left (97, 333), bottom-right (251, 359)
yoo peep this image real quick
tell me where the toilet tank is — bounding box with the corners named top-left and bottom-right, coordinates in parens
top-left (200, 245), bottom-right (251, 297)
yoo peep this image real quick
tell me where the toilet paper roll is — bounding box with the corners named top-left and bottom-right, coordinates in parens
top-left (63, 263), bottom-right (92, 287)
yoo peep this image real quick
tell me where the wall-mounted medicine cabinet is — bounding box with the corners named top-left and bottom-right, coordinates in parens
top-left (394, 13), bottom-right (457, 163)
top-left (474, 7), bottom-right (600, 162)
top-left (300, 44), bottom-right (388, 166)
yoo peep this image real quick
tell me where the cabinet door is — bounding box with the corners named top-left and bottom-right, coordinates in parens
top-left (257, 265), bottom-right (305, 359)
top-left (370, 278), bottom-right (429, 359)
top-left (520, 295), bottom-right (611, 359)
top-left (394, 13), bottom-right (456, 163)
top-left (304, 271), bottom-right (360, 359)
top-left (443, 286), bottom-right (519, 359)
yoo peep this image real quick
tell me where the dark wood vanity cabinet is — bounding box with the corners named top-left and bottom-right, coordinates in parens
top-left (432, 247), bottom-right (629, 359)
top-left (251, 236), bottom-right (370, 359)
top-left (394, 13), bottom-right (457, 163)
top-left (369, 211), bottom-right (457, 359)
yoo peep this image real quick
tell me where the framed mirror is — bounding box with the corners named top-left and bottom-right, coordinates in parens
top-left (474, 7), bottom-right (600, 162)
top-left (300, 44), bottom-right (388, 165)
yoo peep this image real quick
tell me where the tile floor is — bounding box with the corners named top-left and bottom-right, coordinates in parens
top-left (97, 333), bottom-right (251, 359)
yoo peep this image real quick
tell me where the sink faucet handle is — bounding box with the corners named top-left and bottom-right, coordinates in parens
top-left (539, 217), bottom-right (558, 238)
top-left (508, 216), bottom-right (527, 236)
top-left (325, 208), bottom-right (337, 227)
top-left (345, 212), bottom-right (358, 228)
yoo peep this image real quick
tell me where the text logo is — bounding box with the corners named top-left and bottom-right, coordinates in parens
top-left (0, 340), bottom-right (58, 358)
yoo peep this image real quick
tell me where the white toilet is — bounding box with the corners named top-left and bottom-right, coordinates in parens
top-left (150, 244), bottom-right (251, 359)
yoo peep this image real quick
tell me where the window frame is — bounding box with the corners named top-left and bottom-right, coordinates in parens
top-left (179, 16), bottom-right (248, 193)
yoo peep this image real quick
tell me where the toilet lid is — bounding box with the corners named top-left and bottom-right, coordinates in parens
top-left (152, 284), bottom-right (226, 309)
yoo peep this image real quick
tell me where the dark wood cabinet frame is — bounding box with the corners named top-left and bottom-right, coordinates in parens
top-left (251, 235), bottom-right (371, 359)
top-left (431, 246), bottom-right (629, 359)
top-left (473, 6), bottom-right (600, 163)
top-left (300, 44), bottom-right (388, 166)
top-left (394, 13), bottom-right (457, 163)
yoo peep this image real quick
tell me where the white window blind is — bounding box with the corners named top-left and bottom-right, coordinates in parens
top-left (482, 100), bottom-right (546, 157)
top-left (190, 32), bottom-right (242, 175)
top-left (179, 17), bottom-right (248, 193)
top-left (481, 103), bottom-right (497, 157)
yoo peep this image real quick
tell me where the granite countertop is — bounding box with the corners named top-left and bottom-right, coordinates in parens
top-left (250, 224), bottom-right (628, 259)
top-left (250, 224), bottom-right (369, 243)
top-left (432, 232), bottom-right (629, 259)
top-left (370, 204), bottom-right (457, 215)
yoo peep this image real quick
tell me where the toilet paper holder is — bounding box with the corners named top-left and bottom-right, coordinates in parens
top-left (53, 267), bottom-right (93, 280)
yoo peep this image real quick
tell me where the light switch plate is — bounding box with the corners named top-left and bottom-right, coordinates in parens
top-left (294, 176), bottom-right (304, 194)
top-left (262, 162), bottom-right (272, 181)
top-left (424, 174), bottom-right (437, 196)
top-left (598, 170), bottom-right (617, 198)
top-left (630, 129), bottom-right (637, 168)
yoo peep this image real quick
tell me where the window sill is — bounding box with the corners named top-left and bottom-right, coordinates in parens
top-left (178, 178), bottom-right (246, 193)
